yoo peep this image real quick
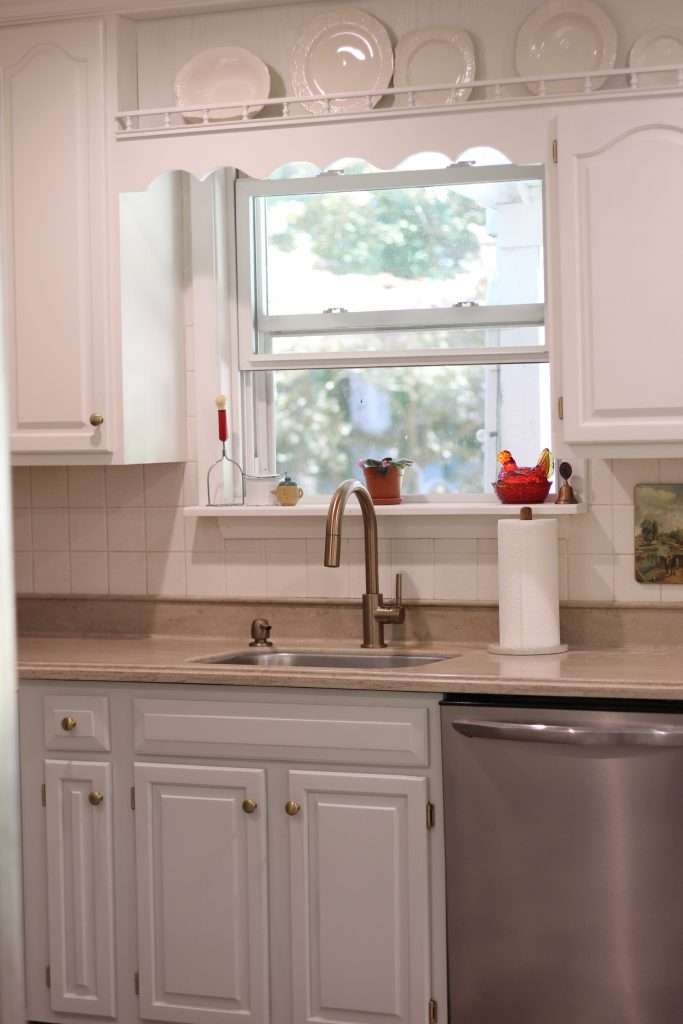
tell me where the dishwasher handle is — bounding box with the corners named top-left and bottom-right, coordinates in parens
top-left (451, 719), bottom-right (683, 747)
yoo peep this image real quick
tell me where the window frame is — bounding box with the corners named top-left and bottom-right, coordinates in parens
top-left (232, 160), bottom-right (549, 491)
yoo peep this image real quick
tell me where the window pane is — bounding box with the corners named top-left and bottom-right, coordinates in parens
top-left (267, 325), bottom-right (544, 356)
top-left (260, 177), bottom-right (544, 317)
top-left (270, 363), bottom-right (550, 496)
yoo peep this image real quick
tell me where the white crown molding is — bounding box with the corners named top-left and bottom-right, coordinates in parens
top-left (0, 0), bottom-right (325, 25)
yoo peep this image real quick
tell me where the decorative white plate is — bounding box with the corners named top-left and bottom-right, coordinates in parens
top-left (174, 46), bottom-right (270, 122)
top-left (290, 7), bottom-right (393, 115)
top-left (394, 28), bottom-right (476, 106)
top-left (629, 29), bottom-right (683, 87)
top-left (515, 0), bottom-right (617, 95)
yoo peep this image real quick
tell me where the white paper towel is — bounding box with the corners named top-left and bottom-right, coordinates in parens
top-left (490, 515), bottom-right (567, 655)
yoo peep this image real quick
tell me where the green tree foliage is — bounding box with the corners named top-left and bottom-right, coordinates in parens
top-left (269, 174), bottom-right (489, 494)
top-left (271, 181), bottom-right (484, 279)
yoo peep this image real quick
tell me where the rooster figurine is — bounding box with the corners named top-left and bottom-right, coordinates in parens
top-left (494, 448), bottom-right (554, 504)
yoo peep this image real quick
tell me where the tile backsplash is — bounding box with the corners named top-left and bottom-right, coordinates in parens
top-left (11, 459), bottom-right (683, 604)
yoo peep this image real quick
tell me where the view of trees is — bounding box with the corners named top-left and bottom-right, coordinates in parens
top-left (267, 172), bottom-right (494, 495)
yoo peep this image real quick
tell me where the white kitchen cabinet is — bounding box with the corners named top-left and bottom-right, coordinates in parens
top-left (0, 18), bottom-right (110, 457)
top-left (134, 762), bottom-right (269, 1024)
top-left (20, 684), bottom-right (446, 1024)
top-left (43, 759), bottom-right (116, 1018)
top-left (288, 770), bottom-right (431, 1024)
top-left (1, 17), bottom-right (186, 465)
top-left (556, 96), bottom-right (683, 447)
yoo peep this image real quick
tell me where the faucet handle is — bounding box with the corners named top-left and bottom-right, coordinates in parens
top-left (394, 572), bottom-right (403, 607)
top-left (249, 618), bottom-right (273, 647)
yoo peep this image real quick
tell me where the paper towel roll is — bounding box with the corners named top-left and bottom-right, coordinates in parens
top-left (490, 513), bottom-right (567, 655)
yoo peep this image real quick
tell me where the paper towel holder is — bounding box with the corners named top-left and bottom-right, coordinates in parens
top-left (488, 504), bottom-right (569, 656)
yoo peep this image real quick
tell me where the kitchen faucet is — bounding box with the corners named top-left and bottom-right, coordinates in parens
top-left (324, 479), bottom-right (405, 648)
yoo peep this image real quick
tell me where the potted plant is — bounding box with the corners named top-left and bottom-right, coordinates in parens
top-left (359, 457), bottom-right (413, 505)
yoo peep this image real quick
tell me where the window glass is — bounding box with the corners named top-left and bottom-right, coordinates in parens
top-left (270, 362), bottom-right (549, 496)
top-left (261, 177), bottom-right (544, 317)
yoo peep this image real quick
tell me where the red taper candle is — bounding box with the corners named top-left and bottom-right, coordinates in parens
top-left (216, 395), bottom-right (228, 442)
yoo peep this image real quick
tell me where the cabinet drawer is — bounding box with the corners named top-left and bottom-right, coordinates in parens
top-left (43, 696), bottom-right (110, 752)
top-left (134, 699), bottom-right (429, 766)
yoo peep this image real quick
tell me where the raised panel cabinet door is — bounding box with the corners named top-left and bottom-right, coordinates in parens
top-left (0, 18), bottom-right (110, 453)
top-left (43, 759), bottom-right (116, 1017)
top-left (134, 763), bottom-right (269, 1024)
top-left (557, 97), bottom-right (683, 444)
top-left (288, 770), bottom-right (431, 1024)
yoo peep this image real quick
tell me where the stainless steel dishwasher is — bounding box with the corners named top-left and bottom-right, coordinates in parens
top-left (441, 697), bottom-right (683, 1023)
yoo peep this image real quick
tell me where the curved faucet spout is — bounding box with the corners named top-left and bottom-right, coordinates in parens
top-left (324, 479), bottom-right (379, 594)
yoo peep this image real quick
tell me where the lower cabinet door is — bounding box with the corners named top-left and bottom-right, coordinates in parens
top-left (44, 759), bottom-right (116, 1017)
top-left (288, 770), bottom-right (431, 1024)
top-left (134, 763), bottom-right (269, 1023)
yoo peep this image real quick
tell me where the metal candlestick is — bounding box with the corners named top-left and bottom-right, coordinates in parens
top-left (206, 443), bottom-right (246, 506)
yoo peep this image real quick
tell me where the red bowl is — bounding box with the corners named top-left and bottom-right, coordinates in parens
top-left (493, 478), bottom-right (551, 505)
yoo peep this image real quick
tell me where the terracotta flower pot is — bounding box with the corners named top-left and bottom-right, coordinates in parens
top-left (362, 465), bottom-right (402, 505)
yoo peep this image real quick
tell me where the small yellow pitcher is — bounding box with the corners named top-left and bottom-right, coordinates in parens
top-left (272, 474), bottom-right (304, 506)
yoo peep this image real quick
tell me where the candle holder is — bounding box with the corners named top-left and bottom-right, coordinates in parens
top-left (206, 443), bottom-right (246, 507)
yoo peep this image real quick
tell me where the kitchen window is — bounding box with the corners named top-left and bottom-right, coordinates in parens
top-left (234, 157), bottom-right (548, 498)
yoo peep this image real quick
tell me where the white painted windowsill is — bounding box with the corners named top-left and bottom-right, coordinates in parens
top-left (184, 500), bottom-right (587, 519)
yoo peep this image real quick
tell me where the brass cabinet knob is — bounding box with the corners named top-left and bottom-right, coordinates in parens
top-left (88, 791), bottom-right (104, 806)
top-left (61, 716), bottom-right (77, 732)
top-left (89, 413), bottom-right (104, 427)
top-left (242, 799), bottom-right (258, 814)
top-left (285, 800), bottom-right (301, 816)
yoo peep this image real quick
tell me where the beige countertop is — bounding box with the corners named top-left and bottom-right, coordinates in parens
top-left (17, 635), bottom-right (683, 700)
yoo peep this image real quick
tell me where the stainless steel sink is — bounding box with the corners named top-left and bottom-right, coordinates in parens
top-left (197, 650), bottom-right (452, 670)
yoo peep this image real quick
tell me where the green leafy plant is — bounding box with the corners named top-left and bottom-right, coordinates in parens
top-left (359, 457), bottom-right (413, 475)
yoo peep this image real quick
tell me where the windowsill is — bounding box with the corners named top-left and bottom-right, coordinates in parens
top-left (184, 499), bottom-right (586, 519)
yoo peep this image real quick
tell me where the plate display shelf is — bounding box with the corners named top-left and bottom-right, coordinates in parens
top-left (112, 63), bottom-right (683, 191)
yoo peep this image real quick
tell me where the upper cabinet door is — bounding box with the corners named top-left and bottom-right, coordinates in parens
top-left (44, 759), bottom-right (116, 1017)
top-left (134, 762), bottom-right (269, 1023)
top-left (557, 98), bottom-right (683, 445)
top-left (0, 18), bottom-right (110, 454)
top-left (288, 770), bottom-right (431, 1024)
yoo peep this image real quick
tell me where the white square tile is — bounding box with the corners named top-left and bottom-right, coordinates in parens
top-left (568, 554), bottom-right (614, 602)
top-left (32, 509), bottom-right (69, 551)
top-left (307, 537), bottom-right (348, 598)
top-left (185, 371), bottom-right (196, 419)
top-left (611, 460), bottom-right (658, 504)
top-left (558, 538), bottom-right (568, 601)
top-left (185, 551), bottom-right (225, 598)
top-left (108, 552), bottom-right (147, 595)
top-left (33, 551), bottom-right (70, 593)
top-left (183, 462), bottom-right (199, 506)
top-left (31, 467), bottom-right (67, 507)
top-left (69, 510), bottom-right (107, 551)
top-left (12, 508), bottom-right (32, 552)
top-left (11, 468), bottom-right (31, 507)
top-left (225, 539), bottom-right (267, 597)
top-left (566, 505), bottom-right (614, 554)
top-left (67, 467), bottom-right (105, 508)
top-left (613, 555), bottom-right (661, 603)
top-left (70, 552), bottom-right (108, 594)
top-left (658, 459), bottom-right (683, 485)
top-left (13, 551), bottom-right (33, 594)
top-left (146, 509), bottom-right (185, 552)
top-left (105, 466), bottom-right (144, 507)
top-left (148, 552), bottom-right (188, 596)
top-left (391, 538), bottom-right (434, 600)
top-left (107, 508), bottom-right (146, 551)
top-left (265, 539), bottom-right (307, 598)
top-left (476, 539), bottom-right (499, 602)
top-left (660, 583), bottom-right (683, 604)
top-left (185, 515), bottom-right (224, 553)
top-left (144, 464), bottom-right (185, 507)
top-left (587, 459), bottom-right (612, 505)
top-left (434, 539), bottom-right (477, 601)
top-left (613, 506), bottom-right (636, 555)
